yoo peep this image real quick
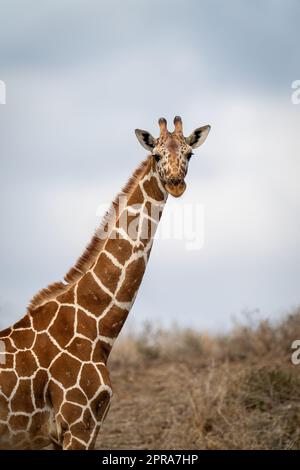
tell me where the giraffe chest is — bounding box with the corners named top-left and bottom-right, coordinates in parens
top-left (0, 324), bottom-right (113, 450)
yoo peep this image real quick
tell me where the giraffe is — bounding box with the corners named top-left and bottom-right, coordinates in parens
top-left (0, 116), bottom-right (210, 450)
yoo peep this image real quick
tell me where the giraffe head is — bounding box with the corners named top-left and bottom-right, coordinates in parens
top-left (135, 116), bottom-right (210, 197)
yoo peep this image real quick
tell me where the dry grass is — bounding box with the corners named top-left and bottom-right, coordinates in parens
top-left (97, 309), bottom-right (300, 450)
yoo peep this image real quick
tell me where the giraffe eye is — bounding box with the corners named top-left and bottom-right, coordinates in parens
top-left (153, 154), bottom-right (161, 162)
top-left (187, 152), bottom-right (194, 161)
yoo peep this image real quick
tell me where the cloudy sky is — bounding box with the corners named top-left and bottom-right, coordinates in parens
top-left (0, 0), bottom-right (299, 332)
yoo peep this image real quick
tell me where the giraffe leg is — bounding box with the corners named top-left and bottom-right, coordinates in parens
top-left (48, 363), bottom-right (112, 450)
top-left (60, 389), bottom-right (111, 450)
top-left (56, 410), bottom-right (96, 450)
top-left (50, 438), bottom-right (62, 450)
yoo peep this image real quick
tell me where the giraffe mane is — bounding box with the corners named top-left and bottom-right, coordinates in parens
top-left (28, 155), bottom-right (153, 311)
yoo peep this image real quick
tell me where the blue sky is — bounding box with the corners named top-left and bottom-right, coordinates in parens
top-left (0, 0), bottom-right (300, 331)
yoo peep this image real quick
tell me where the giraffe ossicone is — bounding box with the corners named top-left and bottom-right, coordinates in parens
top-left (0, 116), bottom-right (210, 450)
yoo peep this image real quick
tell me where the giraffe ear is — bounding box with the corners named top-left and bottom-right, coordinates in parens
top-left (185, 125), bottom-right (211, 149)
top-left (135, 129), bottom-right (156, 151)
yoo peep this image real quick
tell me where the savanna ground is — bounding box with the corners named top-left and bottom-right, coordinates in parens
top-left (97, 309), bottom-right (300, 450)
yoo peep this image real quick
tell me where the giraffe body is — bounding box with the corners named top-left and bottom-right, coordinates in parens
top-left (0, 117), bottom-right (210, 449)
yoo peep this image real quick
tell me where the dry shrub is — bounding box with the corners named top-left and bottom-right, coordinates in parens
top-left (98, 308), bottom-right (300, 450)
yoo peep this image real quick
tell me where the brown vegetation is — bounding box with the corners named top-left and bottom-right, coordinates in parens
top-left (97, 309), bottom-right (300, 449)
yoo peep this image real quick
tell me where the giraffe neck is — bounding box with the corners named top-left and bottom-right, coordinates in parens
top-left (68, 156), bottom-right (167, 357)
top-left (0, 156), bottom-right (168, 449)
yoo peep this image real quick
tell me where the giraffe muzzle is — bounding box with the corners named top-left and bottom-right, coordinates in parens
top-left (164, 181), bottom-right (186, 197)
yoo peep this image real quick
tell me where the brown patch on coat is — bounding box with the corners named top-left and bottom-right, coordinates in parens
top-left (69, 436), bottom-right (87, 450)
top-left (77, 309), bottom-right (98, 340)
top-left (98, 305), bottom-right (128, 337)
top-left (0, 328), bottom-right (11, 337)
top-left (56, 286), bottom-right (75, 304)
top-left (13, 316), bottom-right (31, 329)
top-left (33, 369), bottom-right (48, 408)
top-left (105, 234), bottom-right (133, 265)
top-left (77, 273), bottom-right (111, 316)
top-left (11, 379), bottom-right (34, 413)
top-left (143, 177), bottom-right (164, 201)
top-left (92, 340), bottom-right (111, 363)
top-left (96, 364), bottom-right (111, 388)
top-left (32, 332), bottom-right (60, 368)
top-left (48, 380), bottom-right (64, 411)
top-left (50, 353), bottom-right (81, 389)
top-left (91, 390), bottom-right (111, 420)
top-left (66, 337), bottom-right (92, 362)
top-left (10, 328), bottom-right (35, 350)
top-left (0, 422), bottom-right (8, 438)
top-left (15, 350), bottom-right (38, 377)
top-left (29, 411), bottom-right (50, 437)
top-left (70, 421), bottom-right (93, 444)
top-left (61, 402), bottom-right (82, 424)
top-left (116, 257), bottom-right (146, 302)
top-left (31, 302), bottom-right (58, 332)
top-left (0, 370), bottom-right (18, 397)
top-left (66, 388), bottom-right (87, 406)
top-left (10, 431), bottom-right (27, 449)
top-left (9, 414), bottom-right (30, 431)
top-left (127, 184), bottom-right (144, 206)
top-left (82, 407), bottom-right (94, 426)
top-left (48, 306), bottom-right (75, 348)
top-left (93, 252), bottom-right (122, 293)
top-left (80, 364), bottom-right (101, 399)
top-left (0, 395), bottom-right (9, 420)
